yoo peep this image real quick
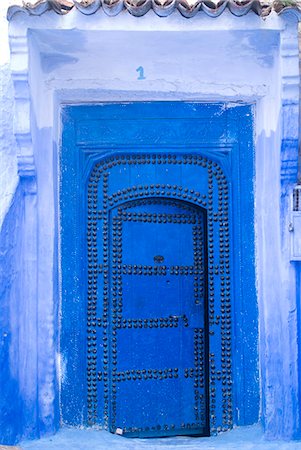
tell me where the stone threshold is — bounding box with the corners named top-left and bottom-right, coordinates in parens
top-left (0, 446), bottom-right (21, 450)
top-left (18, 425), bottom-right (301, 450)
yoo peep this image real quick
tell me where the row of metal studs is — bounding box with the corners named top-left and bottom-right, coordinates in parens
top-left (208, 161), bottom-right (232, 432)
top-left (207, 159), bottom-right (217, 431)
top-left (94, 153), bottom-right (209, 168)
top-left (117, 211), bottom-right (198, 224)
top-left (193, 328), bottom-right (206, 424)
top-left (97, 316), bottom-right (190, 328)
top-left (101, 173), bottom-right (110, 426)
top-left (216, 167), bottom-right (232, 429)
top-left (108, 184), bottom-right (207, 209)
top-left (107, 368), bottom-right (180, 382)
top-left (111, 316), bottom-right (189, 329)
top-left (193, 223), bottom-right (205, 304)
top-left (86, 172), bottom-right (98, 423)
top-left (119, 265), bottom-right (205, 276)
top-left (212, 165), bottom-right (230, 429)
top-left (110, 215), bottom-right (123, 430)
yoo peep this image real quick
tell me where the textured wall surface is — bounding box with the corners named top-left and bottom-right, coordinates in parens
top-left (0, 1), bottom-right (22, 445)
top-left (0, 185), bottom-right (24, 445)
top-left (0, 1), bottom-right (18, 222)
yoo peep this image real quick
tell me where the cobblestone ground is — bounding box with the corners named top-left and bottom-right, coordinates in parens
top-left (20, 425), bottom-right (301, 450)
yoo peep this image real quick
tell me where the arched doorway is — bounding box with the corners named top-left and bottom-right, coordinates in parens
top-left (106, 197), bottom-right (208, 437)
top-left (83, 151), bottom-right (232, 436)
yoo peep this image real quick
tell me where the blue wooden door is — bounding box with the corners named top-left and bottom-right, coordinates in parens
top-left (108, 198), bottom-right (208, 437)
top-left (61, 102), bottom-right (258, 437)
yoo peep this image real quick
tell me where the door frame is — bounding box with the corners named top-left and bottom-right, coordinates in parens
top-left (59, 101), bottom-right (258, 433)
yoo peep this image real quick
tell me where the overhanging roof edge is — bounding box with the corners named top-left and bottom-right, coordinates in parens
top-left (6, 0), bottom-right (301, 21)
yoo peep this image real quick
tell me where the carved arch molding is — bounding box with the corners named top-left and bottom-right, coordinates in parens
top-left (85, 153), bottom-right (231, 434)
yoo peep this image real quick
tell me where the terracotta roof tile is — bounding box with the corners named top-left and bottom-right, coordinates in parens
top-left (7, 0), bottom-right (301, 19)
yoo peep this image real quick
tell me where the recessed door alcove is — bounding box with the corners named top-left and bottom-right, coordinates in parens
top-left (60, 101), bottom-right (258, 437)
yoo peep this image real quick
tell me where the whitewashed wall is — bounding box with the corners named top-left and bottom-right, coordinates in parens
top-left (0, 3), bottom-right (24, 445)
top-left (0, 0), bottom-right (18, 224)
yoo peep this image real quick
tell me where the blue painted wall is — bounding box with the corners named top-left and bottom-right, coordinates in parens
top-left (0, 184), bottom-right (24, 445)
top-left (0, 180), bottom-right (57, 445)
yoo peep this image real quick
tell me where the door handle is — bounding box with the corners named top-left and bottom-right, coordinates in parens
top-left (170, 315), bottom-right (189, 327)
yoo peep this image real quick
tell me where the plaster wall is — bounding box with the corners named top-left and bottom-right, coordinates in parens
top-left (0, 184), bottom-right (24, 445)
top-left (0, 1), bottom-right (23, 445)
top-left (0, 1), bottom-right (18, 221)
top-left (2, 5), bottom-right (301, 445)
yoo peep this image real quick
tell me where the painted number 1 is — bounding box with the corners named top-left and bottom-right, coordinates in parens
top-left (136, 66), bottom-right (146, 80)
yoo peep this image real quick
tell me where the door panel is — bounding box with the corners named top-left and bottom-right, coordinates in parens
top-left (108, 198), bottom-right (208, 437)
